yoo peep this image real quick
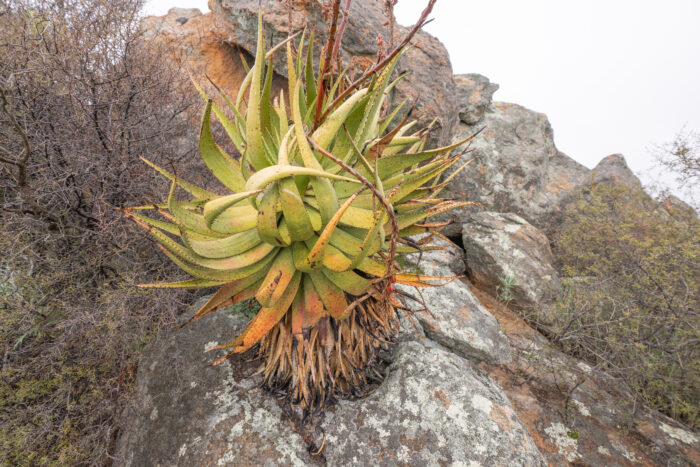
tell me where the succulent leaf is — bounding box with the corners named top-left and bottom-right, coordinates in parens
top-left (128, 10), bottom-right (473, 412)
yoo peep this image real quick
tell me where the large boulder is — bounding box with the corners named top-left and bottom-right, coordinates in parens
top-left (115, 307), bottom-right (314, 466)
top-left (140, 8), bottom-right (286, 108)
top-left (400, 237), bottom-right (512, 365)
top-left (440, 95), bottom-right (589, 233)
top-left (117, 297), bottom-right (543, 466)
top-left (206, 0), bottom-right (458, 146)
top-left (322, 340), bottom-right (542, 466)
top-left (586, 153), bottom-right (643, 190)
top-left (461, 212), bottom-right (561, 310)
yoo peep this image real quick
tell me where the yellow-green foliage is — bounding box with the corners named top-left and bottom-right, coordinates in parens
top-left (552, 183), bottom-right (699, 427)
top-left (129, 14), bottom-right (470, 362)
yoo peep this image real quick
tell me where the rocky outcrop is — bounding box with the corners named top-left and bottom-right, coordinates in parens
top-left (441, 98), bottom-right (590, 233)
top-left (140, 8), bottom-right (286, 108)
top-left (400, 237), bottom-right (512, 365)
top-left (587, 153), bottom-right (643, 190)
top-left (461, 212), bottom-right (561, 310)
top-left (322, 340), bottom-right (542, 466)
top-left (660, 194), bottom-right (697, 218)
top-left (454, 73), bottom-right (499, 125)
top-left (115, 308), bottom-right (313, 466)
top-left (117, 297), bottom-right (543, 466)
top-left (471, 287), bottom-right (700, 467)
top-left (156, 0), bottom-right (458, 146)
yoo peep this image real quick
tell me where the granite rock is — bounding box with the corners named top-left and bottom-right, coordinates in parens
top-left (462, 212), bottom-right (561, 310)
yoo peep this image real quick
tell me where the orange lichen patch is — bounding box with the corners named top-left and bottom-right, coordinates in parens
top-left (433, 388), bottom-right (451, 410)
top-left (489, 404), bottom-right (516, 432)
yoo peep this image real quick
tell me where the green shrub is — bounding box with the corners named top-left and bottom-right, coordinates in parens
top-left (551, 183), bottom-right (699, 427)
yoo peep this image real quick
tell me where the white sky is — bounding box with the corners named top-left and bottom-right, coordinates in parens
top-left (144, 0), bottom-right (700, 199)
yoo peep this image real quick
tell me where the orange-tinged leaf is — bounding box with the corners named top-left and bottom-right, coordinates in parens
top-left (255, 248), bottom-right (295, 307)
top-left (308, 272), bottom-right (348, 319)
top-left (304, 190), bottom-right (362, 269)
top-left (225, 271), bottom-right (301, 356)
top-left (178, 270), bottom-right (266, 329)
top-left (301, 274), bottom-right (325, 328)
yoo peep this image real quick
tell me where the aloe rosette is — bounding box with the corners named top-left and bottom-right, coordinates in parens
top-left (126, 13), bottom-right (473, 409)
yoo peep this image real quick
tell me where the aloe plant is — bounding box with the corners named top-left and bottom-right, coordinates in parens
top-left (126, 9), bottom-right (472, 411)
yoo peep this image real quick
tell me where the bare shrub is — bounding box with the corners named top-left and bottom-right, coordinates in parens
top-left (652, 128), bottom-right (700, 210)
top-left (0, 0), bottom-right (207, 463)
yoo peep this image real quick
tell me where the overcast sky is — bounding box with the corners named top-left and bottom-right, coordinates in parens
top-left (144, 0), bottom-right (699, 200)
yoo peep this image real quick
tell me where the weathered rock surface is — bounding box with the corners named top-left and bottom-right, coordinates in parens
top-left (117, 297), bottom-right (543, 466)
top-left (441, 100), bottom-right (590, 234)
top-left (462, 212), bottom-right (561, 310)
top-left (322, 340), bottom-right (542, 466)
top-left (141, 8), bottom-right (286, 108)
top-left (115, 306), bottom-right (314, 466)
top-left (471, 286), bottom-right (700, 467)
top-left (454, 73), bottom-right (499, 125)
top-left (400, 237), bottom-right (512, 365)
top-left (586, 153), bottom-right (643, 190)
top-left (208, 0), bottom-right (458, 146)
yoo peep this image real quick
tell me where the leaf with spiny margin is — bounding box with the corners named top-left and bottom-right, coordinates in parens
top-left (304, 30), bottom-right (316, 110)
top-left (125, 211), bottom-right (180, 237)
top-left (137, 278), bottom-right (226, 289)
top-left (200, 101), bottom-right (247, 192)
top-left (311, 88), bottom-right (368, 151)
top-left (300, 274), bottom-right (325, 329)
top-left (209, 205), bottom-right (259, 235)
top-left (142, 220), bottom-right (274, 271)
top-left (291, 78), bottom-right (340, 225)
top-left (260, 56), bottom-right (275, 138)
top-left (321, 268), bottom-right (371, 296)
top-left (245, 164), bottom-right (358, 192)
top-left (210, 271), bottom-right (301, 358)
top-left (190, 78), bottom-right (245, 154)
top-left (167, 183), bottom-right (227, 238)
top-left (395, 200), bottom-right (475, 231)
top-left (182, 228), bottom-right (262, 259)
top-left (257, 184), bottom-right (284, 246)
top-left (277, 128), bottom-right (314, 241)
top-left (354, 53), bottom-right (402, 149)
top-left (291, 241), bottom-right (316, 273)
top-left (139, 157), bottom-right (216, 200)
top-left (203, 190), bottom-right (262, 228)
top-left (179, 269), bottom-right (267, 328)
top-left (243, 11), bottom-right (268, 172)
top-left (236, 30), bottom-right (301, 110)
top-left (300, 191), bottom-right (361, 271)
top-left (157, 243), bottom-right (277, 281)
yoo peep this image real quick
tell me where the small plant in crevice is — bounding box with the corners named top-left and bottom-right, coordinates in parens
top-left (126, 1), bottom-right (476, 413)
top-left (497, 273), bottom-right (517, 304)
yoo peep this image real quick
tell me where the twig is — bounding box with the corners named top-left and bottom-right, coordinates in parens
top-left (308, 136), bottom-right (399, 279)
top-left (318, 0), bottom-right (437, 123)
top-left (313, 0), bottom-right (342, 128)
top-left (330, 0), bottom-right (352, 68)
top-left (0, 84), bottom-right (31, 186)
